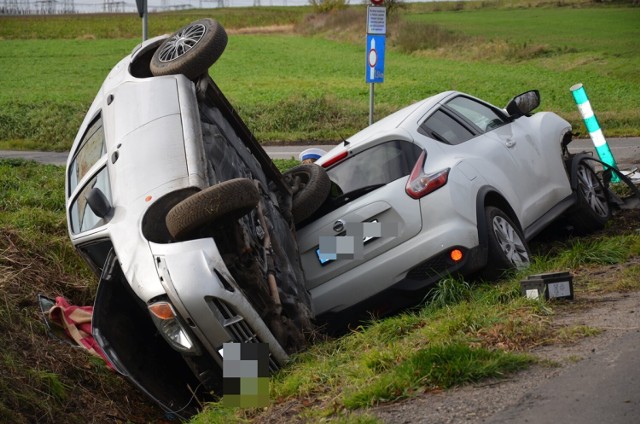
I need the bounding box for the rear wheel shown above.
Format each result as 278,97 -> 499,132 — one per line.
283,164 -> 331,224
166,178 -> 259,240
150,18 -> 227,80
483,206 -> 530,279
568,161 -> 610,234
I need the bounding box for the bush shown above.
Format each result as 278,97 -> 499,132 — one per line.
395,20 -> 470,53
309,0 -> 349,13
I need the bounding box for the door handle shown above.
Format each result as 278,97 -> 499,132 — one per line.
505,138 -> 516,148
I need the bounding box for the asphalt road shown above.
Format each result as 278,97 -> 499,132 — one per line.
1,137 -> 638,168
489,327 -> 640,424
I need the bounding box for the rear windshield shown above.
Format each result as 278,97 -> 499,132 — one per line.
327,140 -> 422,195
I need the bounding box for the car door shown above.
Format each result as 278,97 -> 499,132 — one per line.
296,139 -> 423,291
443,96 -> 555,228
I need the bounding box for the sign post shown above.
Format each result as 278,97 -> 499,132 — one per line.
366,3 -> 386,125
135,0 -> 148,41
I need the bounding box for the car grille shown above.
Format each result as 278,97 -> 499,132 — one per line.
210,298 -> 279,373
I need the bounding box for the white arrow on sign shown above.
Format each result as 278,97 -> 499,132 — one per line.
369,37 -> 376,80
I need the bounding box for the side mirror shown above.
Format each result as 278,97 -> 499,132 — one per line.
505,90 -> 540,117
86,187 -> 113,219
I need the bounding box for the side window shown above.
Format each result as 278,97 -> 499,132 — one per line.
68,114 -> 111,235
69,166 -> 112,234
419,110 -> 474,145
446,96 -> 508,133
327,140 -> 422,195
69,115 -> 106,194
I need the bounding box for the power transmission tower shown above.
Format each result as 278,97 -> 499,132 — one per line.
35,0 -> 55,14
103,0 -> 124,12
61,0 -> 74,13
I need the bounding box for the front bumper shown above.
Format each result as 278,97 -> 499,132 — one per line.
149,237 -> 288,371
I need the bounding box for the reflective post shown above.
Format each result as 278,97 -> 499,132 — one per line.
570,83 -> 619,182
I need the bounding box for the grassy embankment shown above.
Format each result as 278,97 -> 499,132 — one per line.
0,1 -> 638,151
3,155 -> 638,423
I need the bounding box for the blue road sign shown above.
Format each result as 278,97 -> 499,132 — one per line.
366,34 -> 385,84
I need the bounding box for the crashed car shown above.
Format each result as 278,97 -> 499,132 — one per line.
297,88 -> 610,322
65,19 -> 318,416
65,18 -> 610,416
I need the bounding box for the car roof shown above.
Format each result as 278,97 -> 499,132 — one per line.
316,91 -> 456,165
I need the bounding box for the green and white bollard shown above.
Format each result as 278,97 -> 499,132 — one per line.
570,83 -> 619,182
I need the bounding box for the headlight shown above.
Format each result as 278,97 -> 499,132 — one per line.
148,301 -> 198,354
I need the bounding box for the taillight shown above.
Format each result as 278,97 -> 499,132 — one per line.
405,151 -> 450,199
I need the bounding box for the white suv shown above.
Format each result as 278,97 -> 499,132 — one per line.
297,89 -> 610,324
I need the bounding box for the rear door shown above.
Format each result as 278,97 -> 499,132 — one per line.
296,140 -> 423,290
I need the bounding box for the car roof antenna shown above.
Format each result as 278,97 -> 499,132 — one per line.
339,133 -> 350,146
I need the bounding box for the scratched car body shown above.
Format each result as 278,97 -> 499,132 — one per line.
296,89 -> 610,323
65,18 -> 610,417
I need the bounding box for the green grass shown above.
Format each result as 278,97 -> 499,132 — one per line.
0,8 -> 310,40
0,159 -> 164,422
1,4 -> 639,150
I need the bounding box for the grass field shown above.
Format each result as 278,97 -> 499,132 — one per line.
0,3 -> 638,149
3,157 -> 639,423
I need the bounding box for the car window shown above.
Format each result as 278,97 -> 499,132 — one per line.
69,166 -> 112,234
69,114 -> 106,194
418,109 -> 474,145
446,96 -> 508,133
327,140 -> 422,195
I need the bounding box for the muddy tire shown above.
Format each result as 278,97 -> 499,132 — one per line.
568,161 -> 610,234
166,178 -> 259,240
150,18 -> 227,80
483,206 -> 531,280
283,164 -> 331,224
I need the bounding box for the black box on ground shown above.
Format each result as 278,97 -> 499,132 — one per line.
520,271 -> 574,300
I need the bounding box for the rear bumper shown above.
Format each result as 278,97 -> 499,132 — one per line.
315,244 -> 486,333
393,244 -> 487,291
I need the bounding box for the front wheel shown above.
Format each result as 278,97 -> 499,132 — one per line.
568,161 -> 610,234
483,206 -> 530,280
165,178 -> 260,240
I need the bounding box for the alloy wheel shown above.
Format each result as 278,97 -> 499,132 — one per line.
492,215 -> 530,269
576,164 -> 609,218
156,23 -> 206,63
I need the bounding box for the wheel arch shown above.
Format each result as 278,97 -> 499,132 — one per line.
475,186 -> 522,247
